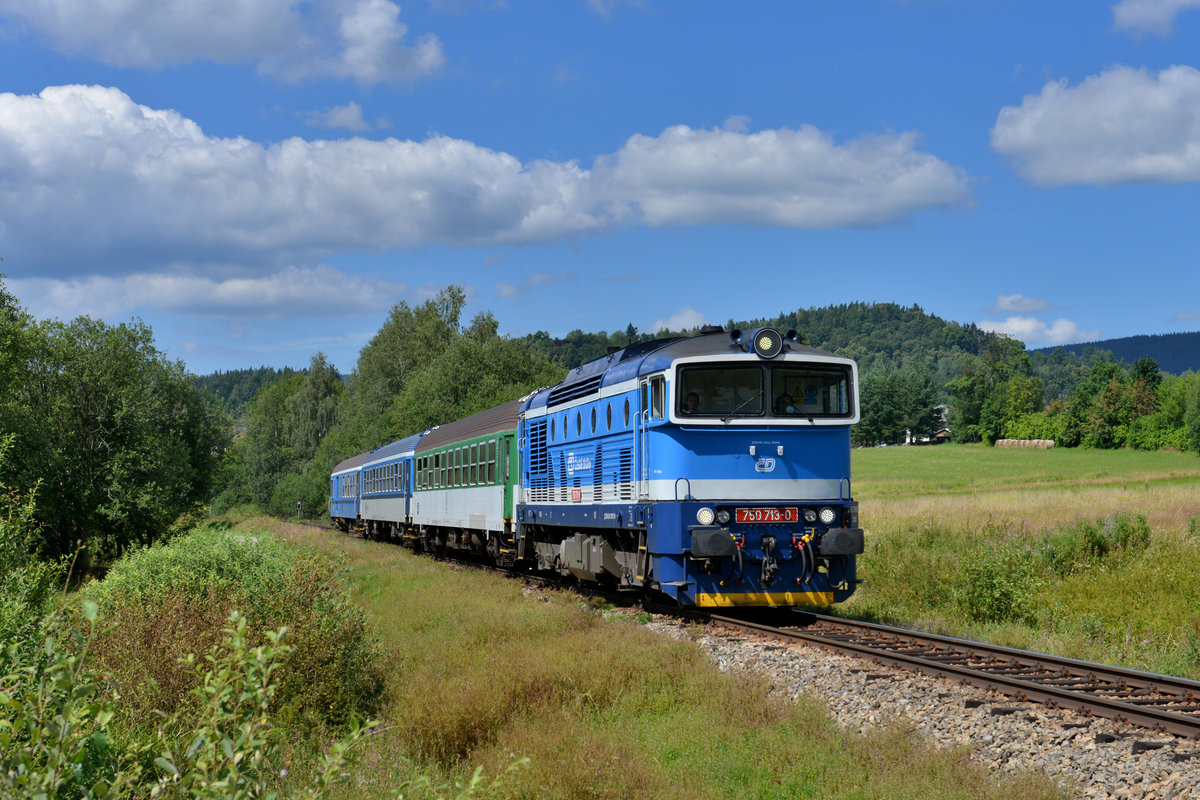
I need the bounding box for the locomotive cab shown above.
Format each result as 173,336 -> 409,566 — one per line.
641,328 -> 865,607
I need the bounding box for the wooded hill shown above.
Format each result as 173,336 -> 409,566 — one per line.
1032,331 -> 1200,376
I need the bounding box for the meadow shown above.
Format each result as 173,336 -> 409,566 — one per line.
266,517 -> 1065,800
845,444 -> 1200,677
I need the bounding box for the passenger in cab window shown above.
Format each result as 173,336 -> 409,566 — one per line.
775,394 -> 796,415
684,392 -> 700,413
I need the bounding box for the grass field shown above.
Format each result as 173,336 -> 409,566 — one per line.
263,518 -> 1067,800
844,444 -> 1200,677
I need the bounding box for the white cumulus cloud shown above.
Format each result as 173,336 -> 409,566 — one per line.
1112,0 -> 1200,34
650,307 -> 706,334
0,0 -> 444,85
9,265 -> 407,321
987,294 -> 1052,314
305,101 -> 372,132
598,124 -> 971,228
492,269 -> 575,299
977,316 -> 1101,347
0,85 -> 972,291
991,65 -> 1200,186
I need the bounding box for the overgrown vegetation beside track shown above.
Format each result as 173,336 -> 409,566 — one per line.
845,445 -> 1200,678
271,518 -> 1067,800
0,462 -> 380,799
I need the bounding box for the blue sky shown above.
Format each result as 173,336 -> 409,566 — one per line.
2,0 -> 1199,376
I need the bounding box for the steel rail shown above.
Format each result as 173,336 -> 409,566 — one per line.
704,612 -> 1200,740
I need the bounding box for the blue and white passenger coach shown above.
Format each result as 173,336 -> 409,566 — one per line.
516,326 -> 865,608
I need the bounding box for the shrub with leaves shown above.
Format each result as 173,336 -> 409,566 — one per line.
958,544 -> 1042,625
0,435 -> 64,662
83,525 -> 383,731
152,611 -> 372,800
1038,512 -> 1151,577
0,601 -> 138,799
1,603 -> 370,800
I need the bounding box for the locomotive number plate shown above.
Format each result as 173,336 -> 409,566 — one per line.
735,507 -> 798,523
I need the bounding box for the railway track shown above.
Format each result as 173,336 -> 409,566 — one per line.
696,611 -> 1200,742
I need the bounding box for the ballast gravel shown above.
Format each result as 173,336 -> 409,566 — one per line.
643,617 -> 1200,799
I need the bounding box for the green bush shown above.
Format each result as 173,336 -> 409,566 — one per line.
83,525 -> 383,731
0,436 -> 65,662
957,544 -> 1041,624
0,602 -> 135,800
152,611 -> 371,800
0,603 -> 369,800
1038,513 -> 1150,577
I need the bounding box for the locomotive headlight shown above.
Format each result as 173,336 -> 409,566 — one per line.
753,328 -> 784,358
696,507 -> 715,526
803,508 -> 818,524
715,508 -> 731,525
819,507 -> 837,525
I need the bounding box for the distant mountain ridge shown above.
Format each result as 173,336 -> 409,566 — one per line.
1031,331 -> 1200,375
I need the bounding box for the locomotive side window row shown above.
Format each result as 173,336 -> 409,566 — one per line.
548,396 -> 633,442
416,439 -> 501,490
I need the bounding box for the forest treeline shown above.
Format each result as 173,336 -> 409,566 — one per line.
3,276 -> 1199,571
1032,331 -> 1200,376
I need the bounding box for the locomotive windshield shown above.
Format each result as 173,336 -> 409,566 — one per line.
677,363 -> 853,419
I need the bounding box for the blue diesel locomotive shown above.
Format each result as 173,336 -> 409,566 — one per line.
330,326 -> 864,608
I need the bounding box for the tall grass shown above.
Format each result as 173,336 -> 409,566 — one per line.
269,518 -> 1068,800
845,445 -> 1200,677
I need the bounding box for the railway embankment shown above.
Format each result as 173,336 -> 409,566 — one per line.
660,618 -> 1200,799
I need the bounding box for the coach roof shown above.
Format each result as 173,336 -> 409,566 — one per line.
416,398 -> 523,453
331,450 -> 371,476
362,430 -> 428,468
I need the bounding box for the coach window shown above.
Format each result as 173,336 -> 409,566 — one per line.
488,440 -> 497,483
470,443 -> 478,484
